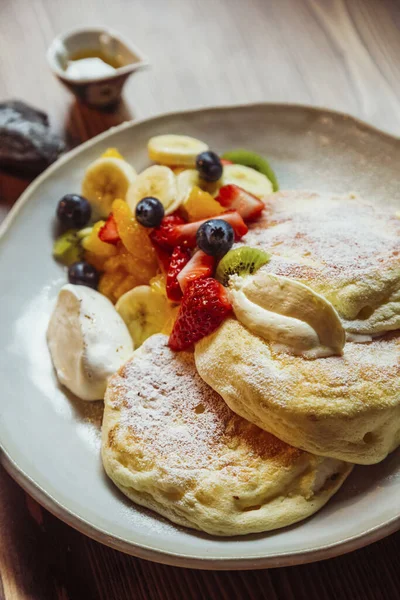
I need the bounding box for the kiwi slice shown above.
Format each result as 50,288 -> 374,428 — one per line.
221,149 -> 279,192
216,247 -> 271,286
53,229 -> 83,266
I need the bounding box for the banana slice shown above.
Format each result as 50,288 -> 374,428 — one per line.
126,165 -> 179,216
222,164 -> 273,198
116,285 -> 171,348
82,157 -> 137,218
148,135 -> 208,167
176,169 -> 221,204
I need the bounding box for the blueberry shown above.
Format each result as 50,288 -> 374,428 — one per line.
196,219 -> 234,257
57,194 -> 91,228
135,197 -> 165,228
196,151 -> 223,182
68,261 -> 99,289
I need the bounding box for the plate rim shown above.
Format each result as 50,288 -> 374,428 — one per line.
1,102 -> 399,569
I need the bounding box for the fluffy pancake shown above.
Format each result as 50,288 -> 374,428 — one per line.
241,191 -> 400,335
102,335 -> 352,536
195,319 -> 400,465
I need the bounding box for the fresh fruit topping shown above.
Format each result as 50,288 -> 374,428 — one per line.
68,261 -> 99,289
151,212 -> 247,250
76,226 -> 93,241
150,273 -> 167,296
170,166 -> 186,175
169,278 -> 232,351
103,246 -> 155,282
196,151 -> 223,183
81,156 -> 137,218
161,305 -> 180,336
216,246 -> 271,286
150,214 -> 185,250
53,230 -> 83,266
180,185 -> 224,221
220,158 -> 233,166
135,196 -> 165,228
112,199 -> 157,265
98,270 -> 126,301
148,134 -> 209,167
126,165 -> 179,216
166,246 -> 192,302
177,250 -> 216,293
176,169 -> 220,205
221,164 -> 273,198
82,221 -> 118,258
222,149 -> 279,192
101,148 -> 124,159
98,213 -> 121,245
56,194 -> 91,229
196,219 -> 234,257
217,184 -> 265,220
84,251 -> 109,272
153,243 -> 172,274
116,284 -> 173,348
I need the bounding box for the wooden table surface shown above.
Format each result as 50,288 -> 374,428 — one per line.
1,0 -> 400,598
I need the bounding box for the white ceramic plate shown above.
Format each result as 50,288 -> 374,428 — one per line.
1,104 -> 399,569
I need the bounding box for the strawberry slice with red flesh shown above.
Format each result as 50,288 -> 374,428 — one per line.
217,184 -> 265,220
98,213 -> 121,245
150,214 -> 185,251
166,246 -> 192,302
177,250 -> 216,294
152,211 -> 248,250
153,243 -> 172,275
169,277 -> 232,351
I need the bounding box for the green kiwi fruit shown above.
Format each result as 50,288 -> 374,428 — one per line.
216,247 -> 271,286
222,149 -> 279,192
53,229 -> 83,266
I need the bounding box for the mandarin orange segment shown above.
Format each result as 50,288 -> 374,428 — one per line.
180,186 -> 224,222
84,251 -> 109,272
98,270 -> 126,302
113,275 -> 138,300
82,221 -> 118,258
112,199 -> 157,264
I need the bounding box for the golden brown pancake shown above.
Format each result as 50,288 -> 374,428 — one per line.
195,319 -> 400,465
241,191 -> 400,335
102,335 -> 352,536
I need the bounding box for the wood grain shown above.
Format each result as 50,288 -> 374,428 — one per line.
1,0 -> 400,598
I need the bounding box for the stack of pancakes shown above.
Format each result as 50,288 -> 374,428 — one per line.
102,191 -> 400,536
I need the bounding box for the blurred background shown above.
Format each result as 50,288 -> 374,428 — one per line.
1,0 -> 400,132
2,0 -> 399,211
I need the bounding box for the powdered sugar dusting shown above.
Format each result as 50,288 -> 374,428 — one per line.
107,335 -> 300,474
242,191 -> 400,285
257,329 -> 400,409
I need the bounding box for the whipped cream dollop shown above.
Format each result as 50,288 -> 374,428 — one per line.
47,284 -> 133,401
229,272 -> 345,359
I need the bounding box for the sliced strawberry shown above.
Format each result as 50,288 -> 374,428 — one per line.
220,158 -> 233,165
153,244 -> 172,274
150,215 -> 185,250
98,213 -> 120,245
217,184 -> 265,220
166,246 -> 192,302
169,277 -> 232,351
177,250 -> 216,294
151,211 -> 248,250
